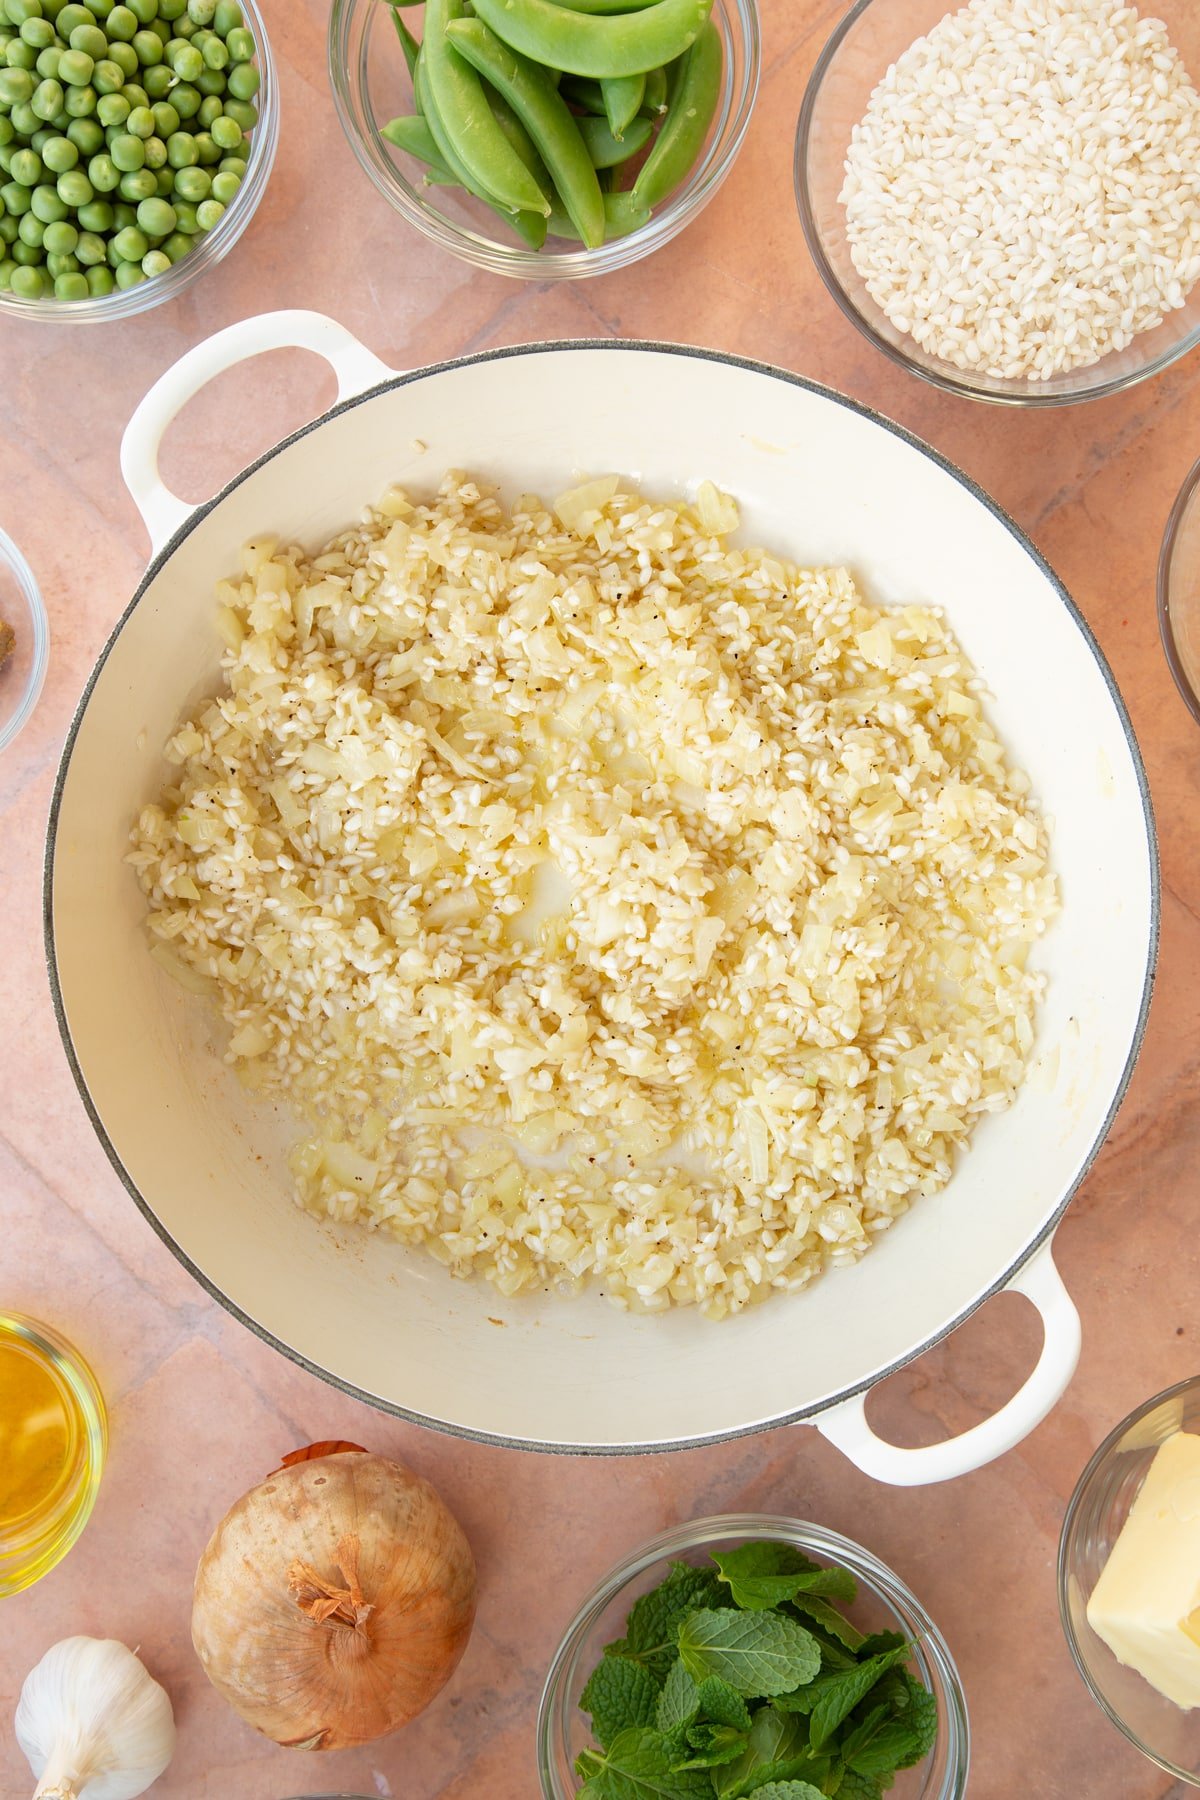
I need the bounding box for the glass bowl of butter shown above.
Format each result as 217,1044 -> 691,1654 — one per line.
1060,1376 -> 1200,1783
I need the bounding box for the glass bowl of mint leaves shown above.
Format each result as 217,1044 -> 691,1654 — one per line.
537,1514 -> 969,1800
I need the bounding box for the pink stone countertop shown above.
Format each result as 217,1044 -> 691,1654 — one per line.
3,0 -> 1200,1795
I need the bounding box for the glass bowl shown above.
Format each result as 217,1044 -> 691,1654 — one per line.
0,525 -> 48,754
795,0 -> 1200,406
538,1513 -> 969,1799
1059,1376 -> 1200,1785
1159,454 -> 1200,728
328,0 -> 759,279
0,0 -> 278,326
0,1313 -> 107,1597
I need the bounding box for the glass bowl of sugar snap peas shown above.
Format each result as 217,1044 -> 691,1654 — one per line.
0,0 -> 277,321
329,0 -> 759,277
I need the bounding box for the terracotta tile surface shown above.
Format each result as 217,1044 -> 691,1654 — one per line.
2,0 -> 1200,1795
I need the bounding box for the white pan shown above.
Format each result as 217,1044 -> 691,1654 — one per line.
45,312 -> 1157,1482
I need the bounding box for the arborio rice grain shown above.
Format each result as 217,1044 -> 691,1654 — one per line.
130,474 -> 1057,1318
840,0 -> 1200,382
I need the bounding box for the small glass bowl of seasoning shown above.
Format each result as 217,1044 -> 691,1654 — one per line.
0,1313 -> 107,1596
1060,1376 -> 1200,1785
1159,455 -> 1200,728
0,0 -> 277,323
537,1513 -> 970,1799
327,0 -> 759,279
0,525 -> 48,754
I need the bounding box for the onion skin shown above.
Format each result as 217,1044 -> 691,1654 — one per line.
191,1452 -> 476,1750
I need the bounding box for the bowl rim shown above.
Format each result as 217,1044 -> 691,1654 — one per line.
43,336 -> 1161,1453
535,1511 -> 971,1800
1157,453 -> 1200,728
326,0 -> 761,279
1057,1374 -> 1200,1783
793,0 -> 1200,409
0,524 -> 50,755
0,0 -> 279,325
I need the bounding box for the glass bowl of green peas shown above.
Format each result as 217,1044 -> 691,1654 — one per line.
328,0 -> 759,279
0,0 -> 277,319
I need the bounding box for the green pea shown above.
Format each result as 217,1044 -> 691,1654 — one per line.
128,0 -> 157,16
216,151 -> 242,173
186,0 -> 213,21
159,224 -> 187,255
30,73 -> 62,116
20,15 -> 55,47
56,165 -> 90,201
56,263 -> 88,302
8,145 -> 42,182
11,235 -> 44,261
224,22 -> 250,59
225,57 -> 256,102
152,160 -> 167,188
110,217 -> 142,254
96,90 -> 127,123
33,42 -> 58,74
29,177 -> 65,214
85,258 -> 112,289
170,79 -> 198,117
150,96 -> 175,132
10,259 -> 45,293
150,10 -> 170,37
212,0 -> 239,30
110,192 -> 131,221
91,56 -> 123,92
158,0 -> 186,16
0,63 -> 34,101
193,191 -> 219,228
3,0 -> 41,24
41,214 -> 75,250
166,35 -> 197,78
0,115 -> 11,144
119,77 -> 145,105
85,0 -> 116,16
58,46 -> 94,84
171,158 -> 205,198
170,193 -> 194,228
140,243 -> 166,272
208,164 -> 236,202
0,178 -> 30,210
0,255 -> 14,284
164,127 -> 194,166
68,20 -> 107,55
0,147 -> 12,176
66,113 -> 102,150
143,52 -> 176,92
74,224 -> 104,257
192,62 -> 220,92
56,3 -> 92,32
109,126 -> 143,166
142,128 -> 164,163
75,193 -> 109,224
130,26 -> 159,62
40,131 -> 76,171
195,89 -> 217,125
200,32 -> 224,70
105,0 -> 134,32
113,254 -> 143,284
87,148 -> 117,186
210,112 -> 240,152
106,37 -> 135,72
133,188 -> 170,231
63,82 -> 95,114
5,37 -> 36,69
16,207 -> 43,243
45,249 -> 74,273
125,99 -> 153,134
0,210 -> 16,239
191,126 -> 217,162
115,162 -> 151,196
221,94 -> 254,130
10,99 -> 39,132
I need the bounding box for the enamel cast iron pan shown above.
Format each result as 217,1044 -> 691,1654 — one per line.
45,313 -> 1157,1481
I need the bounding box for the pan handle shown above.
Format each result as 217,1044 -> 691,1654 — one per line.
119,310 -> 395,554
813,1237 -> 1080,1486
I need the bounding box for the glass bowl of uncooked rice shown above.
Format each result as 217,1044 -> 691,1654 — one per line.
796,0 -> 1200,405
129,474 -> 1057,1318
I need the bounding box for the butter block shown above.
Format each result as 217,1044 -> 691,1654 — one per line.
1087,1430 -> 1200,1709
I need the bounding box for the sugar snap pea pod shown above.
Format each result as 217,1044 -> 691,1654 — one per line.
578,111 -> 651,168
424,0 -> 549,215
470,0 -> 710,79
388,4 -> 420,80
544,0 -> 659,10
382,113 -> 456,182
444,16 -> 604,248
601,71 -> 643,137
631,17 -> 719,208
487,86 -> 549,185
546,187 -> 649,240
559,74 -> 608,114
416,49 -> 548,244
642,64 -> 668,113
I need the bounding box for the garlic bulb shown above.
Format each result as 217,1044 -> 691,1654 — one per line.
15,1638 -> 176,1800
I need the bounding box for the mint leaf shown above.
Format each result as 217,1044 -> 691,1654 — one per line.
713,1706 -> 817,1798
582,1655 -> 662,1747
785,1595 -> 865,1653
607,1563 -> 727,1678
807,1647 -> 911,1752
832,1769 -> 884,1800
656,1660 -> 700,1732
575,1726 -> 718,1799
710,1544 -> 822,1581
673,1722 -> 750,1769
678,1610 -> 821,1697
697,1677 -> 753,1731
715,1550 -> 856,1613
741,1786 -> 826,1800
856,1631 -> 906,1659
841,1673 -> 937,1776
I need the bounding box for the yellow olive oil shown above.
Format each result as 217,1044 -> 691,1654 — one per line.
0,1316 -> 106,1596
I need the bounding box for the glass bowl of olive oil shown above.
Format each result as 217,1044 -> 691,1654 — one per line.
0,1314 -> 107,1596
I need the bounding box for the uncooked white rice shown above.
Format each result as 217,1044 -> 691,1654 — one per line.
840,0 -> 1200,382
130,473 -> 1057,1317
